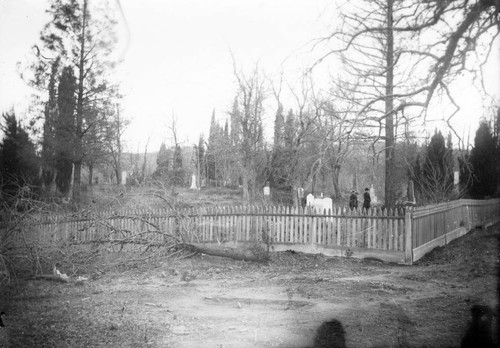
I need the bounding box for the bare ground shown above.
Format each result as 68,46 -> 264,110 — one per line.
0,224 -> 498,348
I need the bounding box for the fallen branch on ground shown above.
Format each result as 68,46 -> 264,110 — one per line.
31,274 -> 70,283
180,243 -> 267,262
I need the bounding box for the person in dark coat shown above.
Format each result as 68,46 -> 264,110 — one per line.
363,187 -> 371,212
348,191 -> 358,210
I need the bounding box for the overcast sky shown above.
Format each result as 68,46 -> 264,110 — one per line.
0,0 -> 499,152
115,0 -> 334,151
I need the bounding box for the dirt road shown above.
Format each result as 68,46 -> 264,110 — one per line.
1,225 -> 498,347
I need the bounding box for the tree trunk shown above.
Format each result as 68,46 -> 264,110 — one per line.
72,161 -> 80,198
140,139 -> 149,183
242,172 -> 250,201
46,169 -> 57,193
311,163 -> 318,195
292,184 -> 299,207
72,0 -> 87,202
88,162 -> 93,186
68,163 -> 74,199
115,167 -> 121,185
250,171 -> 257,201
115,105 -> 122,185
182,243 -> 264,262
332,165 -> 341,199
384,0 -> 396,208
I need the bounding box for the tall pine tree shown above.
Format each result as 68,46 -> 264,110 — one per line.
155,143 -> 170,180
270,103 -> 286,186
172,145 -> 184,186
30,0 -> 120,200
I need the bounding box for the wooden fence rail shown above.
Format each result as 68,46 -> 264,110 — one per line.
2,199 -> 499,264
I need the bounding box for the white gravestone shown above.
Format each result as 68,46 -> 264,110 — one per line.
370,184 -> 377,203
121,171 -> 127,185
263,186 -> 270,196
190,174 -> 198,190
306,193 -> 314,206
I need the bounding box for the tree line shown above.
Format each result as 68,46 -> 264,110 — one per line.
1,0 -> 499,208
155,0 -> 500,206
1,0 -> 125,205
409,116 -> 500,204
175,80 -> 500,206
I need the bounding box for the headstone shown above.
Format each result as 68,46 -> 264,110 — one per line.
370,184 -> 377,203
190,174 -> 198,190
121,171 -> 127,185
263,184 -> 270,196
306,193 -> 314,206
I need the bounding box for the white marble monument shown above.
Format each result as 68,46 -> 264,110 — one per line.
190,174 -> 198,190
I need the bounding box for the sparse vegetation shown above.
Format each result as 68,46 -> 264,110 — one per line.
0,224 -> 498,347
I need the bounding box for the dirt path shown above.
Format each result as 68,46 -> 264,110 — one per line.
1,225 -> 498,347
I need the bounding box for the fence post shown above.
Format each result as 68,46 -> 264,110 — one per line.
404,205 -> 414,265
404,180 -> 416,264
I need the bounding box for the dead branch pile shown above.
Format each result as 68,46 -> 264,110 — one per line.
0,187 -> 270,284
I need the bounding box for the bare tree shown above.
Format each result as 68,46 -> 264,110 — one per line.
269,72 -> 368,203
231,62 -> 268,201
140,137 -> 150,183
316,98 -> 362,198
311,0 -> 499,206
105,103 -> 128,185
268,74 -> 316,204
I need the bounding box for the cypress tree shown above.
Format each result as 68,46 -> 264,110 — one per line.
469,121 -> 498,198
54,66 -> 76,194
0,112 -> 40,199
41,57 -> 61,188
155,143 -> 170,180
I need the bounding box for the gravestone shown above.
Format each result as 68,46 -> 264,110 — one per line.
190,174 -> 198,190
370,184 -> 377,203
263,182 -> 270,197
121,171 -> 127,186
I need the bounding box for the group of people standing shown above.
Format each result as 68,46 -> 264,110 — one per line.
349,188 -> 371,211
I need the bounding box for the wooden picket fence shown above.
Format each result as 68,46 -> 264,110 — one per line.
3,199 -> 500,264
411,198 -> 500,262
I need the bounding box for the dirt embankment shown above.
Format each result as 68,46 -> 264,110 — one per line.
0,225 -> 498,347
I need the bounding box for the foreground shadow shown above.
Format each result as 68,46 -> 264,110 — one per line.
311,319 -> 346,348
461,304 -> 495,348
